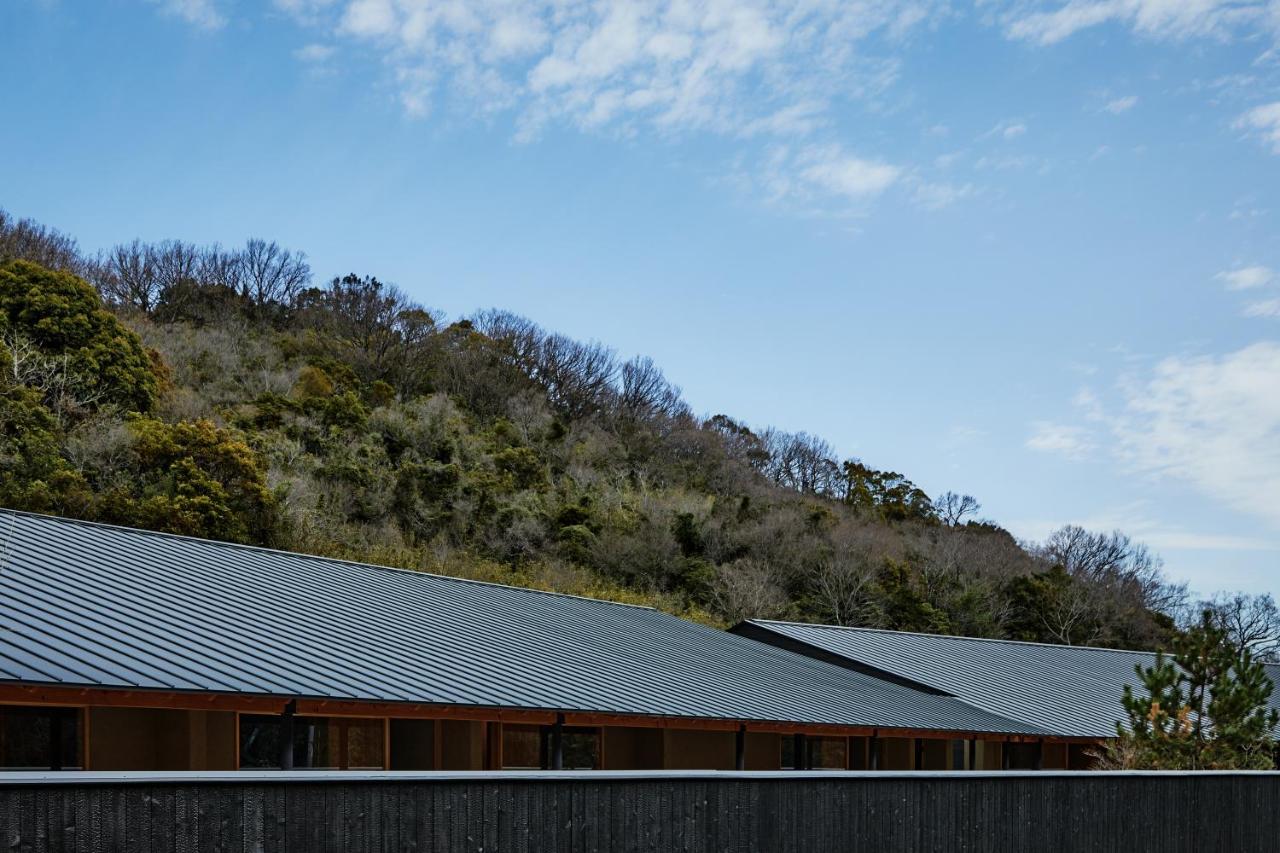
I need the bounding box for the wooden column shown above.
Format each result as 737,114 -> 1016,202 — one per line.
734,725 -> 746,771
279,700 -> 296,770
550,714 -> 564,770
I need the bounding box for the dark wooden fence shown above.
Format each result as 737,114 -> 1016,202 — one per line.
2,769 -> 1277,853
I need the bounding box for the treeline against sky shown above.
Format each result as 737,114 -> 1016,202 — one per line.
2,206 -> 1274,654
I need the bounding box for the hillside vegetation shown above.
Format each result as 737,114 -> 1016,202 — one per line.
0,208 -> 1208,649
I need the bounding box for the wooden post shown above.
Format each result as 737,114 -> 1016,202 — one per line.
1034,740 -> 1044,771
49,710 -> 63,771
550,714 -> 564,770
280,700 -> 296,770
735,725 -> 746,771
794,733 -> 807,770
869,735 -> 880,771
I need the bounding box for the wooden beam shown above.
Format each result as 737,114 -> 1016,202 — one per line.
0,682 -> 1101,746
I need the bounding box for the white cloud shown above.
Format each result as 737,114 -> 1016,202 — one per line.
1026,421 -> 1095,458
294,43 -> 337,63
911,181 -> 975,210
1244,298 -> 1280,317
148,0 -> 224,29
265,0 -> 949,207
310,0 -> 943,139
796,146 -> 901,199
1011,509 -> 1276,552
983,119 -> 1028,140
1216,265 -> 1275,290
1235,101 -> 1280,153
1005,0 -> 1270,46
1103,94 -> 1139,113
1114,342 -> 1280,528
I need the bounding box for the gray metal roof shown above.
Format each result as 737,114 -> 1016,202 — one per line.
0,510 -> 1044,736
737,620 -> 1164,739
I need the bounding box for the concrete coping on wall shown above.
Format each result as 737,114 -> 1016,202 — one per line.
3,769 -> 1280,785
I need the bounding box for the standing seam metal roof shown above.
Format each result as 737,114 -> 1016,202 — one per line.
740,620 -> 1280,739
0,510 -> 1046,736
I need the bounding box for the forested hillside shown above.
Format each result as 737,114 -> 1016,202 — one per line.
0,207 -> 1237,651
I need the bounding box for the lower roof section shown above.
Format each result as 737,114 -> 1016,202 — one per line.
0,510 -> 1045,738
735,620 -> 1178,739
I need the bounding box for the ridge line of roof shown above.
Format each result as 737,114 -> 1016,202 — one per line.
0,507 -> 658,612
748,619 -> 1164,658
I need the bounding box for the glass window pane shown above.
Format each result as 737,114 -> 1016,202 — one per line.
502,725 -> 542,769
239,715 -> 283,769
3,710 -> 49,770
849,737 -> 868,770
809,736 -> 847,770
294,717 -> 338,769
346,719 -> 385,770
561,729 -> 598,770
0,707 -> 82,770
780,736 -> 796,770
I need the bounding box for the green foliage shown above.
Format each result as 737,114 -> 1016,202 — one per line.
876,562 -> 950,634
292,365 -> 335,399
0,229 -> 1191,637
0,387 -> 90,513
841,461 -> 935,522
98,417 -> 280,545
0,260 -> 159,413
1106,610 -> 1278,769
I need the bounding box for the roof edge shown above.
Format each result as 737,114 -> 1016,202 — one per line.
745,619 -> 1166,658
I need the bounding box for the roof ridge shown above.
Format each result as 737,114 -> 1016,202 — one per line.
750,619 -> 1163,657
0,507 -> 657,612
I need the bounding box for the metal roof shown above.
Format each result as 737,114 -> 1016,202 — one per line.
0,510 -> 1044,736
736,621 -> 1168,738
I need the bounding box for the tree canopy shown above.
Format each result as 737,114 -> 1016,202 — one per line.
1106,610 -> 1278,770
0,207 -> 1221,638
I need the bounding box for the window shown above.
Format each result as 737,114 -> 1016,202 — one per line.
501,724 -> 600,770
502,725 -> 542,769
561,728 -> 599,770
782,735 -> 848,770
239,715 -> 385,769
0,706 -> 82,770
808,736 -> 847,770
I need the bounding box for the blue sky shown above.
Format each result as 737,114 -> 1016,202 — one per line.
3,0 -> 1279,596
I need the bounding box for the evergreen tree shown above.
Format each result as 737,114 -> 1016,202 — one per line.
1107,610 -> 1278,769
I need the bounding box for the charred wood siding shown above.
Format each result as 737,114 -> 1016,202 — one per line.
2,772 -> 1278,852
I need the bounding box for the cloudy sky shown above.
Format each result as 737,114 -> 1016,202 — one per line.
3,0 -> 1279,595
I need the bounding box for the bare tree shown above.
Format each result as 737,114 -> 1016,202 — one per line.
615,356 -> 687,423
1034,525 -> 1185,646
761,429 -> 840,495
96,240 -> 157,311
1200,593 -> 1280,661
537,333 -> 618,419
0,208 -> 84,274
198,244 -> 244,292
934,491 -> 981,526
807,526 -> 880,626
708,558 -> 789,624
238,238 -> 310,306
151,240 -> 202,293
